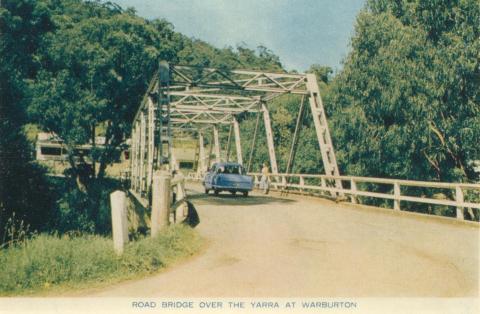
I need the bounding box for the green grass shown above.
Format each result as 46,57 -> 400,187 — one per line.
0,225 -> 203,295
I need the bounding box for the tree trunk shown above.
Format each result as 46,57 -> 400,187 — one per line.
96,121 -> 112,180
91,124 -> 96,178
66,149 -> 87,193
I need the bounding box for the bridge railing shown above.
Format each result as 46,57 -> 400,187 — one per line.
184,171 -> 479,221
186,172 -> 203,181
248,173 -> 479,221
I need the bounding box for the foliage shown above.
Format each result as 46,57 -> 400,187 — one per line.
20,0 -> 187,235
48,177 -> 121,234
328,0 -> 480,183
308,64 -> 333,84
0,0 -> 56,243
0,224 -> 202,295
29,0 -> 177,181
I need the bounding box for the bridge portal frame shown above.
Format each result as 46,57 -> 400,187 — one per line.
129,63 -> 342,202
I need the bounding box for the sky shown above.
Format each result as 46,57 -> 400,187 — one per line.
113,0 -> 366,72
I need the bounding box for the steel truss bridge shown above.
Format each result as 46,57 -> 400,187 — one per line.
129,62 -> 480,222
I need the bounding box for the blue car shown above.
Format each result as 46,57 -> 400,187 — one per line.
203,162 -> 253,196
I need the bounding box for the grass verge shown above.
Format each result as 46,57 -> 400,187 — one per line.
0,225 -> 203,296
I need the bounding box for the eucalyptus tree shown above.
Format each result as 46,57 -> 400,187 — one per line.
328,0 -> 479,183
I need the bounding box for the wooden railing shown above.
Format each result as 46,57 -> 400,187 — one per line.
185,171 -> 479,221
248,173 -> 480,221
186,172 -> 203,181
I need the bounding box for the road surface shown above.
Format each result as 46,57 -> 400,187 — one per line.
83,183 -> 479,297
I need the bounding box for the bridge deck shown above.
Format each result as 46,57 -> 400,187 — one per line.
86,182 -> 478,297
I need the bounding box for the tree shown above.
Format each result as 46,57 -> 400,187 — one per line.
22,1 -> 182,232
0,0 -> 55,244
328,0 -> 479,184
308,64 -> 333,84
29,1 -> 176,185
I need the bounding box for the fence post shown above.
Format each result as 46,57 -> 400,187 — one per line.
299,176 -> 305,193
321,177 -> 326,195
175,180 -> 187,223
393,182 -> 401,210
350,179 -> 357,204
299,176 -> 305,185
151,170 -> 171,237
110,190 -> 128,254
455,185 -> 464,220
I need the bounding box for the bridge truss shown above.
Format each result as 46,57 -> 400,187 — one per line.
129,62 -> 342,201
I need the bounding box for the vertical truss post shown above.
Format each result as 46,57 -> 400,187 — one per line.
197,132 -> 206,177
233,117 -> 243,165
146,97 -> 155,192
305,74 -> 342,192
130,122 -> 138,191
171,149 -> 179,171
193,138 -> 200,173
135,121 -> 141,191
207,128 -> 214,168
247,111 -> 261,172
139,111 -> 147,195
226,123 -> 233,162
213,125 -> 221,163
130,125 -> 135,191
261,102 -> 278,175
286,95 -> 306,176
157,60 -> 171,169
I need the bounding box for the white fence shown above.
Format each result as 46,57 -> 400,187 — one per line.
249,173 -> 480,221
186,171 -> 479,221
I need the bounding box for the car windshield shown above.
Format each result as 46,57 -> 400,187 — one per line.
217,164 -> 244,175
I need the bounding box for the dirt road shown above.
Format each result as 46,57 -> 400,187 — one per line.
85,184 -> 479,297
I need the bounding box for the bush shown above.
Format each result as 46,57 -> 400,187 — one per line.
50,177 -> 122,235
0,162 -> 56,246
0,224 -> 202,295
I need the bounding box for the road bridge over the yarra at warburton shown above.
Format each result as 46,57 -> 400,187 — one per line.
100,62 -> 479,297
